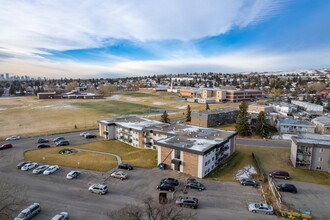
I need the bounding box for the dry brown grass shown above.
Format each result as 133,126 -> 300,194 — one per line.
73,140 -> 157,168
24,147 -> 118,172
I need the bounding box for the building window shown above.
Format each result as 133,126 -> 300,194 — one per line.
319,148 -> 324,153
212,157 -> 214,161
319,157 -> 323,162
174,149 -> 180,159
205,162 -> 207,166
316,166 -> 322,170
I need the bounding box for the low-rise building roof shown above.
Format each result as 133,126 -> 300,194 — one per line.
312,116 -> 330,126
292,133 -> 330,146
277,118 -> 316,127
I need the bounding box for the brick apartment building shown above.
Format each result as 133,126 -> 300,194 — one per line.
98,116 -> 237,178
216,89 -> 262,102
191,108 -> 238,127
248,104 -> 274,114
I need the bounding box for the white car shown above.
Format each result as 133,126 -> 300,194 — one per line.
6,135 -> 20,141
88,184 -> 108,195
80,132 -> 89,137
248,203 -> 273,215
43,165 -> 59,175
32,165 -> 49,174
21,162 -> 38,171
51,212 -> 69,220
110,171 -> 128,180
66,170 -> 80,179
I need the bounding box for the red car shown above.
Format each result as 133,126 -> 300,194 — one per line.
0,143 -> 13,150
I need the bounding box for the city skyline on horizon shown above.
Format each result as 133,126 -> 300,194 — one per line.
0,0 -> 329,78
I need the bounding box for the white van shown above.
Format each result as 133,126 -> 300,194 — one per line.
15,203 -> 41,220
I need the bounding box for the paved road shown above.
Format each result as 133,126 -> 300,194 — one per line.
0,131 -> 279,220
237,138 -> 291,148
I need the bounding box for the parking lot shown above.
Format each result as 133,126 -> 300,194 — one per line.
273,179 -> 330,219
1,132 -> 279,219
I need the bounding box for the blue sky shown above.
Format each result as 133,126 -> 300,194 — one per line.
0,0 -> 329,78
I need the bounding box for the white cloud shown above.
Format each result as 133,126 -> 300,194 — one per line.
0,0 -> 284,57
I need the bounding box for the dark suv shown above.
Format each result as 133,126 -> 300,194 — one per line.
175,196 -> 198,209
157,183 -> 175,192
160,178 -> 179,186
276,183 -> 297,193
269,170 -> 290,179
118,163 -> 133,170
186,181 -> 205,190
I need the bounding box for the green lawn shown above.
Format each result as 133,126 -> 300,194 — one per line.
207,145 -> 330,185
72,100 -> 168,115
73,140 -> 157,168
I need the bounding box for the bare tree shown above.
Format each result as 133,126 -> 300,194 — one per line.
108,197 -> 197,220
0,180 -> 28,219
98,84 -> 116,97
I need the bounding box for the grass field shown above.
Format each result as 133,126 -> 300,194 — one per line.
24,147 -> 118,172
206,145 -> 330,185
0,93 -> 239,139
73,140 -> 157,168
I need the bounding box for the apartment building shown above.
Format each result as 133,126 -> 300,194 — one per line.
269,102 -> 297,115
277,118 -> 316,134
291,100 -> 324,113
312,116 -> 330,134
291,134 -> 330,173
98,116 -> 237,178
248,104 -> 274,114
215,89 -> 262,102
191,108 -> 238,127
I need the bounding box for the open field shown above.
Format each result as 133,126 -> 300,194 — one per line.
207,145 -> 330,185
72,140 -> 157,168
0,93 -> 239,139
24,147 -> 118,172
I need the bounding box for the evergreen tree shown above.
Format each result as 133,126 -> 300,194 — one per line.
315,96 -> 323,105
235,101 -> 251,136
186,105 -> 191,122
205,103 -> 210,110
310,96 -> 315,103
160,111 -> 170,124
256,111 -> 271,138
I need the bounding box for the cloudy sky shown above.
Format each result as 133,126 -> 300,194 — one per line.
0,0 -> 329,78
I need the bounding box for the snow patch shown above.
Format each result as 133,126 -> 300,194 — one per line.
235,165 -> 257,180
176,106 -> 187,109
153,102 -> 166,105
271,134 -> 295,140
33,105 -> 78,110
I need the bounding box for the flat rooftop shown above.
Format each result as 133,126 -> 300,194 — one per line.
278,118 -> 315,126
312,116 -> 330,125
293,133 -> 330,146
98,116 -> 237,154
193,108 -> 237,115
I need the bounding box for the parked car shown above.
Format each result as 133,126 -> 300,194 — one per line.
17,161 -> 31,169
32,165 -> 49,174
53,137 -> 65,142
118,163 -> 133,170
157,183 -> 175,192
37,138 -> 49,143
55,140 -> 70,146
21,162 -> 39,171
276,183 -> 297,193
66,170 -> 80,179
110,171 -> 128,180
160,178 -> 179,186
240,178 -> 259,187
248,203 -> 273,215
51,212 -> 69,220
186,181 -> 205,190
37,144 -> 50,148
269,170 -> 290,179
14,203 -> 41,220
80,132 -> 89,137
175,196 -> 198,209
6,135 -> 20,141
85,134 -> 97,139
0,143 -> 13,150
43,165 -> 59,175
88,184 -> 108,195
